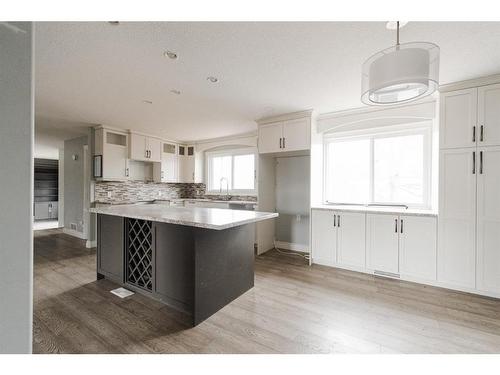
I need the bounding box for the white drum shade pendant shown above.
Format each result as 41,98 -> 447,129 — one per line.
361,22 -> 440,105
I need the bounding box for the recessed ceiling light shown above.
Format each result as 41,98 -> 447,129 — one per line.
170,90 -> 181,95
164,50 -> 178,60
386,21 -> 408,30
142,100 -> 153,104
108,21 -> 120,26
207,76 -> 219,83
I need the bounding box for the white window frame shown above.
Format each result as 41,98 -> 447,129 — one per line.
205,147 -> 257,195
323,122 -> 433,209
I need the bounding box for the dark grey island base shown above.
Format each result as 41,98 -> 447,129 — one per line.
97,213 -> 255,326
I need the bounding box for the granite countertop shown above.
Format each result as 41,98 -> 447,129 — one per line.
311,204 -> 437,217
89,204 -> 277,230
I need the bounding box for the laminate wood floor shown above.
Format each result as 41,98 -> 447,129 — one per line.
33,229 -> 500,354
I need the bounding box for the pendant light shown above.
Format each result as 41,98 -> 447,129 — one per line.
361,21 -> 440,105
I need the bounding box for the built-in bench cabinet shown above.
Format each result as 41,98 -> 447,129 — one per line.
311,208 -> 437,284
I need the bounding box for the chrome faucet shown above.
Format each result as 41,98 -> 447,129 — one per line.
219,177 -> 229,200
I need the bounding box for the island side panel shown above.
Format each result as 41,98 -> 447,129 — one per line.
193,223 -> 255,325
153,222 -> 195,314
97,214 -> 125,283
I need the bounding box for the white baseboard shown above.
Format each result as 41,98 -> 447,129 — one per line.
62,228 -> 86,240
86,240 -> 96,248
275,241 -> 309,253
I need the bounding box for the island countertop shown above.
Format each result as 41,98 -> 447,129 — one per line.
89,204 -> 278,230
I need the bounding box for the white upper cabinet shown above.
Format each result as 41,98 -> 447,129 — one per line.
399,215 -> 437,281
258,117 -> 310,154
282,118 -> 311,152
440,88 -> 478,149
311,209 -> 336,265
129,132 -> 161,162
153,142 -> 178,183
258,122 -> 284,154
366,214 -> 400,274
438,148 -> 477,288
476,146 -> 500,294
477,83 -> 500,146
94,127 -> 129,180
336,212 -> 366,269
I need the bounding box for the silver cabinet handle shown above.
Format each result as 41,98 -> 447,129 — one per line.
395,219 -> 398,233
473,126 -> 476,142
337,215 -> 340,227
125,168 -> 129,177
279,138 -> 282,149
473,151 -> 476,174
480,125 -> 484,142
400,219 -> 403,234
283,137 -> 286,149
333,214 -> 336,227
480,151 -> 483,174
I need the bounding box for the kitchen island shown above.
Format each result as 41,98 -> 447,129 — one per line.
89,204 -> 278,326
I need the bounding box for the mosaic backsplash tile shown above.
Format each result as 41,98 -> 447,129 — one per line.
94,181 -> 257,203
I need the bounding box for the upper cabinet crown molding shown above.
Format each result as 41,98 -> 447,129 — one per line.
438,73 -> 500,93
257,109 -> 314,125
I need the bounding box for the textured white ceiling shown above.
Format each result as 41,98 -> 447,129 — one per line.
35,21 -> 500,142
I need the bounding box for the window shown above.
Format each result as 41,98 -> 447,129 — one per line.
324,123 -> 432,208
206,148 -> 256,194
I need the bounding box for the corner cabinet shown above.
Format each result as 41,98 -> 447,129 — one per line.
258,116 -> 311,154
94,127 -> 129,180
153,142 -> 179,183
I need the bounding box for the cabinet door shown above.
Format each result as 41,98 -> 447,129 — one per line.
336,212 -> 366,268
399,215 -> 437,281
163,152 -> 178,182
258,122 -> 283,154
283,118 -> 310,152
438,148 -> 476,288
34,202 -> 49,220
366,214 -> 399,274
129,133 -> 147,161
439,88 -> 477,149
98,214 -> 124,281
476,146 -> 500,294
311,209 -> 336,265
147,137 -> 162,162
478,83 -> 500,147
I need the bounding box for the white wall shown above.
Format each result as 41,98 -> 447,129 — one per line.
0,22 -> 33,354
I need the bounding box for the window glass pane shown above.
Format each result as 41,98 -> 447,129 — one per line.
209,155 -> 232,191
233,154 -> 255,190
373,134 -> 424,204
326,139 -> 370,203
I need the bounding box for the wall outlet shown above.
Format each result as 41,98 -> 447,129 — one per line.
158,191 -> 162,197
107,191 -> 112,198
296,214 -> 301,222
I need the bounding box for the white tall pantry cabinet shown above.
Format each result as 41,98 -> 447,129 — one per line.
439,83 -> 500,295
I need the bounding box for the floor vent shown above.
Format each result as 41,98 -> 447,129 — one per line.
374,270 -> 400,279
70,222 -> 77,230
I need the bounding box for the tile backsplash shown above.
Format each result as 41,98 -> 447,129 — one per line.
94,180 -> 258,203
94,181 -> 205,203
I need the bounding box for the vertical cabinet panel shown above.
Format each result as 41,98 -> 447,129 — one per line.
439,88 -> 477,149
98,214 -> 124,281
129,133 -> 148,161
336,212 -> 366,268
476,146 -> 500,294
282,118 -> 310,152
438,148 -> 476,288
399,215 -> 437,281
95,128 -> 129,180
478,83 -> 500,147
366,214 -> 399,274
258,122 -> 283,154
311,209 -> 336,265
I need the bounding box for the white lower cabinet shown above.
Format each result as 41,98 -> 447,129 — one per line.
476,146 -> 500,294
311,210 -> 365,267
366,214 -> 400,274
311,209 -> 336,265
336,212 -> 366,268
399,215 -> 437,281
